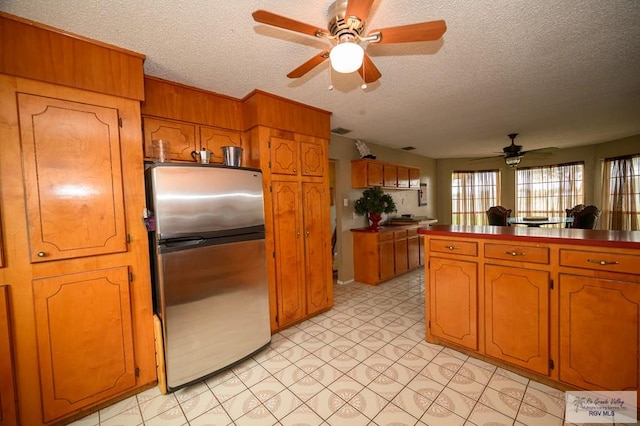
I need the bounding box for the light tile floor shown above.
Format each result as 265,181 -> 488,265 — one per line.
69,269 -> 621,425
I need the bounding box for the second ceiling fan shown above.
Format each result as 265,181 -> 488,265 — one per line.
252,0 -> 447,84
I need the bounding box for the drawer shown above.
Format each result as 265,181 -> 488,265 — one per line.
378,232 -> 394,241
559,249 -> 640,275
485,243 -> 549,265
394,230 -> 408,239
429,239 -> 478,256
407,228 -> 418,237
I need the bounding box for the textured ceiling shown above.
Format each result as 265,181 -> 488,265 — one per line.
2,0 -> 639,159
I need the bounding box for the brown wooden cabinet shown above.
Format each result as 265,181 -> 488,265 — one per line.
0,286 -> 18,426
484,264 -> 550,375
245,122 -> 332,332
429,257 -> 478,350
0,15 -> 156,422
352,226 -> 423,285
423,226 -> 640,400
351,159 -> 420,190
143,116 -> 242,163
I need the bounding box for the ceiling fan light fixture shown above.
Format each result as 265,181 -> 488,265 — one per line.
329,38 -> 364,73
505,155 -> 522,168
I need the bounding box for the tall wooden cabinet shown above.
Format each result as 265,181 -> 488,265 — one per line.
0,14 -> 155,425
243,91 -> 333,332
0,286 -> 18,426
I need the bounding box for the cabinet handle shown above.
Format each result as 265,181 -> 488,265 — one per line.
505,250 -> 526,256
37,251 -> 47,257
306,230 -> 310,237
296,230 -> 300,238
444,245 -> 459,250
293,168 -> 297,173
587,259 -> 619,266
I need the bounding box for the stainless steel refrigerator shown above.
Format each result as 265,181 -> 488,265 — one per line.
145,163 -> 271,391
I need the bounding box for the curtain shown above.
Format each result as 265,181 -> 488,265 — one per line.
516,162 -> 584,219
451,170 -> 500,225
601,155 -> 640,231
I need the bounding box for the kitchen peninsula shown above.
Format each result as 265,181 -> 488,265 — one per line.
419,224 -> 640,406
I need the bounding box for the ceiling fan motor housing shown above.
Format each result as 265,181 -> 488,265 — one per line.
328,0 -> 365,39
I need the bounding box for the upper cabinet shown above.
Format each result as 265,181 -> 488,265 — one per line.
269,136 -> 326,177
352,159 -> 420,190
141,76 -> 244,164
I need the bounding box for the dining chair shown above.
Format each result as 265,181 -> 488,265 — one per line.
565,204 -> 586,228
486,206 -> 512,226
570,205 -> 601,229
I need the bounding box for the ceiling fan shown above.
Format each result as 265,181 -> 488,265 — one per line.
252,0 -> 447,84
473,133 -> 558,168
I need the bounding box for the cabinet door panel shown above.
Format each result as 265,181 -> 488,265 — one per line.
302,183 -> 330,314
200,126 -> 241,164
429,257 -> 478,350
143,116 -> 196,161
33,267 -> 135,423
559,274 -> 640,391
409,168 -> 420,188
395,238 -> 408,274
383,165 -> 397,188
300,141 -> 325,177
397,166 -> 409,188
485,265 -> 549,375
408,235 -> 420,270
272,181 -> 305,326
18,94 -> 127,262
367,162 -> 384,186
0,286 -> 18,426
379,240 -> 395,281
270,137 -> 298,175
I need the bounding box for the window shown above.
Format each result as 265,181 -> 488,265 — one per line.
516,162 -> 584,220
601,155 -> 640,230
451,170 -> 500,225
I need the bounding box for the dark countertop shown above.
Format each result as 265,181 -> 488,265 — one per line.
417,224 -> 640,249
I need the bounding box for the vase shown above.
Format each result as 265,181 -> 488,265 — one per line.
368,212 -> 382,230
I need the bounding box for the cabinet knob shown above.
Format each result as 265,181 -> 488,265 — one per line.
305,169 -> 309,173
293,168 -> 297,173
296,230 -> 300,238
587,259 -> 619,266
505,251 -> 526,256
37,251 -> 47,257
444,245 -> 459,250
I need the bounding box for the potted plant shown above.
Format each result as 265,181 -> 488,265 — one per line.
354,186 -> 397,230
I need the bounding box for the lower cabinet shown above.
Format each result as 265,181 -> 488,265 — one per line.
429,257 -> 478,350
424,231 -> 640,400
352,226 -> 423,285
271,181 -> 332,329
484,264 -> 550,375
33,268 -> 136,422
558,273 -> 640,392
0,286 -> 18,426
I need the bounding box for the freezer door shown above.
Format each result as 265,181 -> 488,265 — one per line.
156,237 -> 271,389
147,164 -> 265,240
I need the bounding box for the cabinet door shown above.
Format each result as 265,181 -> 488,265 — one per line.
559,274 -> 640,392
0,286 -> 17,426
272,181 -> 306,326
383,165 -> 397,188
33,267 -> 136,423
397,166 -> 409,188
300,140 -> 325,177
407,235 -> 420,270
379,240 -> 395,281
200,126 -> 242,164
429,257 -> 478,350
302,183 -> 330,314
409,168 -> 420,188
394,238 -> 409,274
485,265 -> 550,375
143,116 -> 197,161
367,162 -> 384,186
270,137 -> 298,175
18,94 -> 128,262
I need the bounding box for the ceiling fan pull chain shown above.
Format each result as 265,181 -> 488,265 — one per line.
361,56 -> 368,90
328,66 -> 334,91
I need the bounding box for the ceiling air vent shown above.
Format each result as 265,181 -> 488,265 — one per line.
331,127 -> 351,135
401,146 -> 416,151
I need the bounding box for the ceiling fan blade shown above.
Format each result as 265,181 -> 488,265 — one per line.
287,51 -> 329,78
252,10 -> 328,37
522,147 -> 559,155
369,20 -> 447,44
358,53 -> 382,83
345,0 -> 374,21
